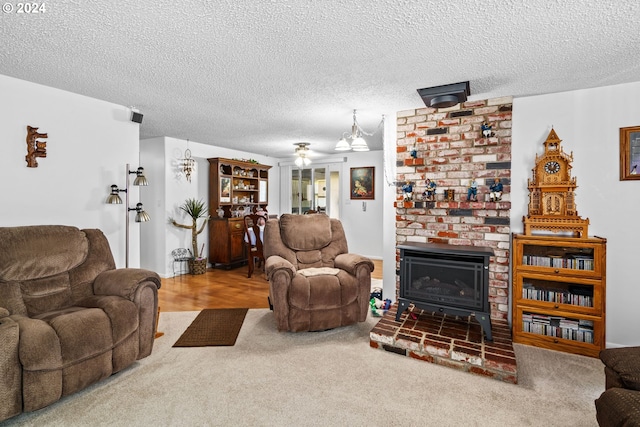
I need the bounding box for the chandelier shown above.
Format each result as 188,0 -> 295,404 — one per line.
180,140 -> 195,182
335,109 -> 384,152
294,142 -> 311,167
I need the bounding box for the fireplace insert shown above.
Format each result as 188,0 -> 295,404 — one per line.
396,242 -> 494,341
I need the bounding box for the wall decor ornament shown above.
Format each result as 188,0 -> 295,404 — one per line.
619,125 -> 640,181
423,178 -> 437,201
180,140 -> 195,182
481,122 -> 494,138
401,180 -> 413,201
25,125 -> 48,167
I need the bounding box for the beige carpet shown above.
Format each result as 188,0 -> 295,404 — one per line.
3,310 -> 605,426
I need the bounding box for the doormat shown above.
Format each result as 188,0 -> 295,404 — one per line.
173,308 -> 248,347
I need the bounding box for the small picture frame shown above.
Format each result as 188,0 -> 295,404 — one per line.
350,167 -> 375,200
620,126 -> 640,181
220,177 -> 231,202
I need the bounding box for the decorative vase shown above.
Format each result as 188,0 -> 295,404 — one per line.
188,258 -> 207,275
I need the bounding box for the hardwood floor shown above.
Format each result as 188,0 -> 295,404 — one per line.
159,259 -> 383,312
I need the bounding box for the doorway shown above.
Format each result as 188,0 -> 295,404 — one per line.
288,161 -> 343,217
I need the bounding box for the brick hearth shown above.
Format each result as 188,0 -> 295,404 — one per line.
370,303 -> 517,384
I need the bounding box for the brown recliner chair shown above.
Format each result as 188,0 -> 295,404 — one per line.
0,225 -> 161,422
263,214 -> 374,332
595,346 -> 640,427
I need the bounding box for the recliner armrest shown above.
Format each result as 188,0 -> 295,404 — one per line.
0,312 -> 21,421
93,268 -> 161,300
334,253 -> 374,276
265,256 -> 295,281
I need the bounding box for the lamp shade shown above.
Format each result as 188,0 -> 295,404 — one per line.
107,185 -> 123,204
350,136 -> 369,152
334,137 -> 351,151
132,167 -> 148,186
134,203 -> 150,222
294,155 -> 311,167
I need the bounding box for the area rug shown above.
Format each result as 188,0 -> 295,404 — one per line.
172,308 -> 248,347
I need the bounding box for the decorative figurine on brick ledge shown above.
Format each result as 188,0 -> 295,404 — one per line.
402,180 -> 414,201
467,178 -> 478,201
423,178 -> 437,201
490,178 -> 503,202
481,122 -> 494,138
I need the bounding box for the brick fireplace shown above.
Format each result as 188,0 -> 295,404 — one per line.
370,96 -> 516,383
394,96 -> 513,319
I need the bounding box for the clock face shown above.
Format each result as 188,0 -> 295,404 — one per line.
544,161 -> 561,174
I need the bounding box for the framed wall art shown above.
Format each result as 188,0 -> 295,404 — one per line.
620,126 -> 640,181
350,166 -> 375,200
220,177 -> 231,202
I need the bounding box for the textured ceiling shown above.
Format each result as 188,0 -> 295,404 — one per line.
2,0 -> 639,159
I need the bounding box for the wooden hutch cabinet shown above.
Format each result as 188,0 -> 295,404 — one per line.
207,158 -> 271,268
512,234 -> 607,357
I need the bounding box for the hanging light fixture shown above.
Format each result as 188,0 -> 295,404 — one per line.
335,109 -> 383,152
294,142 -> 311,167
180,139 -> 195,182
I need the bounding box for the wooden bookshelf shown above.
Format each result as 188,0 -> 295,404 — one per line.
512,233 -> 606,357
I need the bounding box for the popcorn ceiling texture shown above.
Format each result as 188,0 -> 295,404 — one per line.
1,1 -> 639,157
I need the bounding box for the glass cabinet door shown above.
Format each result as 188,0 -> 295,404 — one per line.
517,240 -> 604,277
520,310 -> 597,344
515,272 -> 602,315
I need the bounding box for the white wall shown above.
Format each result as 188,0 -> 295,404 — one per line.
0,74 -> 142,268
339,150 -> 384,260
140,137 -> 280,277
382,112 -> 398,303
512,81 -> 640,348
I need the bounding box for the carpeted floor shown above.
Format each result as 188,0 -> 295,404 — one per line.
2,309 -> 605,426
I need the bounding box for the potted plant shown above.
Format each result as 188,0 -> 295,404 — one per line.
170,198 -> 210,275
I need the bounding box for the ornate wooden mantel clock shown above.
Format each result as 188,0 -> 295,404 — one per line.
523,128 -> 590,237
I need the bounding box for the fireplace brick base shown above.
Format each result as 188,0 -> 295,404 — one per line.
370,303 -> 517,384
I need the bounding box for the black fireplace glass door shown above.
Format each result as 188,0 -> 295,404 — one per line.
401,253 -> 487,312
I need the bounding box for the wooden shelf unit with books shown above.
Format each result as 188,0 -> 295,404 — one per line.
512,234 -> 606,357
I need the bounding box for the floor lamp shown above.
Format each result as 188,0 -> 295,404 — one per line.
106,163 -> 150,267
